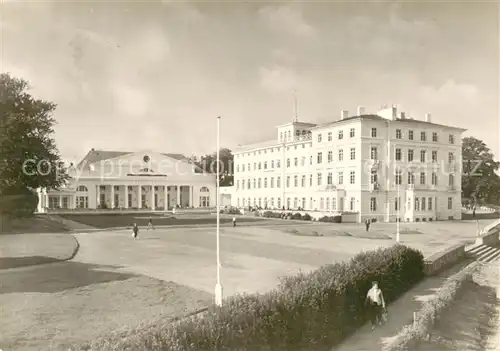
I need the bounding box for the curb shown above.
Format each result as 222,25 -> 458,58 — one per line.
66,233 -> 80,261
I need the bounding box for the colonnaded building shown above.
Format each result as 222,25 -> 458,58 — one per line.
36,150 -> 216,212
232,105 -> 465,222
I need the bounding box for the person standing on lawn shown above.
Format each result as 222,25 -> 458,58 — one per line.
132,223 -> 139,239
365,281 -> 386,330
365,218 -> 371,232
232,216 -> 236,227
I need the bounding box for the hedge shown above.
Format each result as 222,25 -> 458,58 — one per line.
319,215 -> 342,223
78,244 -> 425,351
383,262 -> 479,351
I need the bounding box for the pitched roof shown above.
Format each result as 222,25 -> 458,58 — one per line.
76,149 -> 203,172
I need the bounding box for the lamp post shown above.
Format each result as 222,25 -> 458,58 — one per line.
396,183 -> 401,243
215,116 -> 223,307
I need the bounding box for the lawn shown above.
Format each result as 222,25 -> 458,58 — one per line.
59,213 -> 264,229
0,261 -> 212,351
0,215 -> 70,234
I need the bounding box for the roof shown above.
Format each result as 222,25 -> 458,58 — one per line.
76,149 -> 203,172
275,121 -> 318,128
233,139 -> 281,153
310,114 -> 467,132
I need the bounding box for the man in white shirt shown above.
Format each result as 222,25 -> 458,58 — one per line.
365,281 -> 386,329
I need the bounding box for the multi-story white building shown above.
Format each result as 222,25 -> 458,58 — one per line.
232,106 -> 465,222
36,149 -> 216,212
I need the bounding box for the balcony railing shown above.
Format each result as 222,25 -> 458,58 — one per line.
292,134 -> 312,142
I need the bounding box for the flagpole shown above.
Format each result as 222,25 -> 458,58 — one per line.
215,116 -> 223,307
397,183 -> 401,243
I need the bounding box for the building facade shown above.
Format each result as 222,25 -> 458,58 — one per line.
37,149 -> 216,212
232,106 -> 465,222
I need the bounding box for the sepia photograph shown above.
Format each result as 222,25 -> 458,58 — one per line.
1,0 -> 499,350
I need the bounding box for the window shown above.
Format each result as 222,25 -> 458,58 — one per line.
421,197 -> 426,211
77,185 -> 88,192
264,178 -> 268,188
301,175 -> 306,187
395,148 -> 402,161
317,133 -> 322,143
408,172 -> 415,184
428,198 -> 433,210
258,178 -> 261,188
432,172 -> 438,186
294,175 -> 298,187
408,149 -> 414,162
338,130 -> 344,139
253,179 -> 256,188
409,130 -> 414,140
332,198 -> 337,210
309,156 -> 313,165
350,171 -> 355,184
415,197 -> 420,211
371,128 -> 377,137
395,197 -> 400,211
294,197 -> 298,209
301,157 -> 305,166
317,173 -> 322,186
309,174 -> 313,186
302,197 -> 306,209
326,198 -> 330,210
328,132 -> 332,141
350,197 -> 355,211
370,147 -> 378,160
449,135 -> 455,144
370,197 -> 377,212
294,158 -> 298,166
248,163 -> 251,171
270,177 -> 274,188
286,176 -> 290,188
448,152 -> 454,164
247,179 -> 251,189
277,197 -> 281,208
327,172 -> 333,185
396,129 -> 402,139
236,180 -> 240,190
280,132 -> 283,141
432,151 -> 437,162
264,161 -> 267,169
420,172 -> 426,185
350,148 -> 356,160
317,152 -> 323,164
242,164 -> 245,171
258,162 -> 261,170
395,170 -> 402,185
420,131 -> 426,141
286,158 -> 290,168
270,198 -> 274,208
432,132 -> 438,142
276,160 -> 280,168
338,172 -> 344,184
277,177 -> 281,187
370,169 -> 378,184
449,174 -> 454,187
236,165 -> 240,173
448,197 -> 453,210
338,149 -> 344,161
350,128 -> 355,138
420,150 -> 426,162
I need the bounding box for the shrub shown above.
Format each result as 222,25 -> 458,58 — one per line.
219,207 -> 242,215
383,262 -> 479,351
291,212 -> 302,220
318,215 -> 342,223
82,245 -> 425,351
0,186 -> 38,218
302,213 -> 312,221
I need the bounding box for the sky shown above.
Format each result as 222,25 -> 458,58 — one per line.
1,0 -> 499,163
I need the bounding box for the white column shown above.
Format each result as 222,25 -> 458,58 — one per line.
44,189 -> 48,211
73,194 -> 77,209
164,185 -> 168,210
176,186 -> 181,207
124,186 -> 129,209
138,185 -> 142,208
96,185 -> 100,209
111,185 -> 115,209
188,186 -> 192,207
151,185 -> 155,210
59,195 -> 63,209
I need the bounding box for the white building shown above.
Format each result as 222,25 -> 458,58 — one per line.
232,106 -> 465,222
37,149 -> 216,212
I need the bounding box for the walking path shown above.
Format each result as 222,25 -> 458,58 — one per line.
335,243 -> 500,351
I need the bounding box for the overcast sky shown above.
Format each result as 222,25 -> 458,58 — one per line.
2,1 -> 498,162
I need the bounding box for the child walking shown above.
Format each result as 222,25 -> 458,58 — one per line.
147,216 -> 155,230
132,223 -> 139,239
365,281 -> 386,330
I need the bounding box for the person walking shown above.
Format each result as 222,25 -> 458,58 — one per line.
147,216 -> 154,230
365,218 -> 371,232
365,281 -> 386,330
132,223 -> 139,239
472,206 -> 476,219
232,216 -> 236,227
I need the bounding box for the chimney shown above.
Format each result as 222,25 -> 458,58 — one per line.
340,110 -> 349,120
391,105 -> 397,120
400,112 -> 406,119
357,106 -> 365,116
425,113 -> 431,122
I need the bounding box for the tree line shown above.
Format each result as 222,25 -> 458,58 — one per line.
1,72 -> 499,219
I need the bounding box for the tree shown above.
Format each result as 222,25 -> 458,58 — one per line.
0,73 -> 68,218
462,136 -> 500,204
197,148 -> 234,186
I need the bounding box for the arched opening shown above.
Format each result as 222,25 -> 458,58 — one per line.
199,187 -> 210,207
